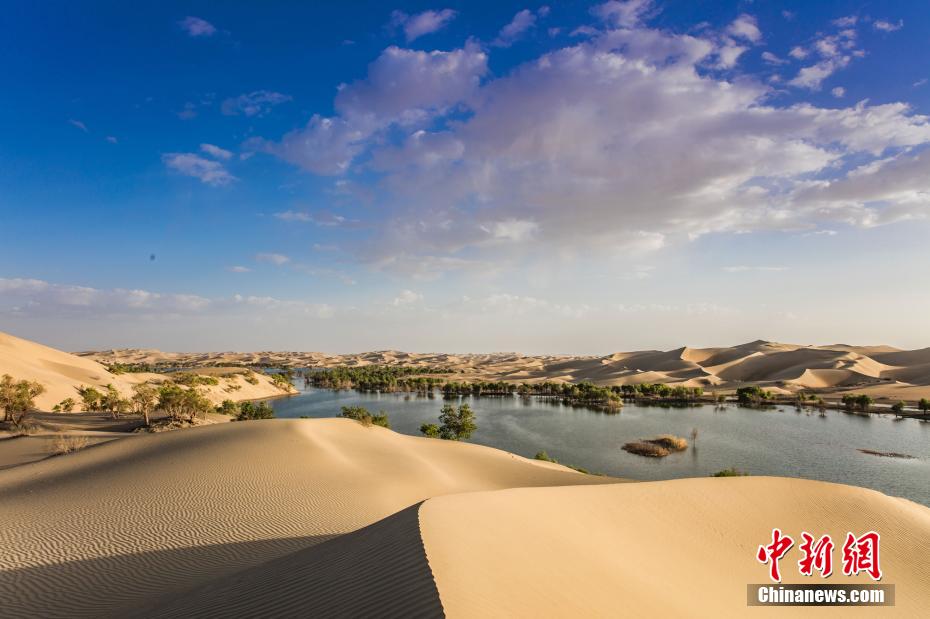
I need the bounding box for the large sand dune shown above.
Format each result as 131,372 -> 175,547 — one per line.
81,338 -> 930,400
0,330 -> 292,410
1,419 -> 927,617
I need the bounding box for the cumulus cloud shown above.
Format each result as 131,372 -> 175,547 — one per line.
255,253 -> 290,266
873,19 -> 903,32
494,9 -> 537,47
200,143 -> 233,160
726,14 -> 761,43
249,12 -> 930,277
221,91 -> 292,117
179,16 -> 216,37
162,153 -> 235,186
831,86 -> 846,98
591,0 -> 654,28
390,9 -> 457,41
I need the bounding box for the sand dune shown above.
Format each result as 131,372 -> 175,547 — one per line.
80,337 -> 930,401
3,419 -> 927,617
0,419 -> 612,618
0,330 -> 292,410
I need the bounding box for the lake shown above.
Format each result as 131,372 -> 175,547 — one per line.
269,387 -> 930,506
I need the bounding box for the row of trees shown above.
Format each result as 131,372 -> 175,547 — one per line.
307,365 -> 452,392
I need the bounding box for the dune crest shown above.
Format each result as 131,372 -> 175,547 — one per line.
80,337 -> 930,400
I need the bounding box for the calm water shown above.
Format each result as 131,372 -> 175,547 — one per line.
269,387 -> 930,506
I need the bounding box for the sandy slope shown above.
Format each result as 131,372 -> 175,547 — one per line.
0,419 -> 612,618
1,419 -> 927,617
0,330 -> 291,410
79,338 -> 930,400
422,479 -> 930,617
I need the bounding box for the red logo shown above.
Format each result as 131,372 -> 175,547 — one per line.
757,530 -> 882,582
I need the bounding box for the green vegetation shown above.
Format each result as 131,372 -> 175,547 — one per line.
534,450 -> 554,462
243,372 -> 259,385
131,384 -> 158,425
712,467 -> 749,477
419,423 -> 440,438
172,373 -> 220,387
235,401 -> 276,421
215,399 -> 240,416
100,384 -> 131,419
340,405 -> 390,428
919,398 -> 930,414
157,384 -> 213,423
421,403 -> 477,440
0,374 -> 46,426
891,401 -> 906,414
309,365 -> 451,392
77,385 -> 103,412
269,372 -> 292,391
104,362 -> 158,374
52,397 -> 77,413
736,386 -> 773,405
841,394 -> 874,413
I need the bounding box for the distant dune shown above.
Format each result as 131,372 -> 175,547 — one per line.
1,419 -> 927,617
0,331 -> 293,411
79,338 -> 930,401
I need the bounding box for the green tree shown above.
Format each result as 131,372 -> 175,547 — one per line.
215,399 -> 240,416
52,397 -> 77,413
437,402 -> 477,440
100,384 -> 130,419
236,401 -> 274,421
131,383 -> 158,426
891,401 -> 906,414
340,405 -> 390,428
419,423 -> 440,438
78,385 -> 103,412
0,374 -> 46,425
918,398 -> 930,414
158,384 -> 213,423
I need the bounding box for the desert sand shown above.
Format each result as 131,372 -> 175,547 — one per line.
80,339 -> 930,402
0,419 -> 927,617
0,330 -> 294,411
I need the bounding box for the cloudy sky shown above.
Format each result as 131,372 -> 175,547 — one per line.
2,0 -> 929,353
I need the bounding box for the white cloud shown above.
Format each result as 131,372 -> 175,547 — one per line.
873,19 -> 903,32
227,266 -> 252,273
832,16 -> 858,27
200,143 -> 233,160
789,46 -> 808,60
726,14 -> 761,43
69,119 -> 88,132
494,9 -> 537,47
390,9 -> 457,41
105,136 -> 118,144
221,91 -> 292,117
831,86 -> 846,98
274,210 -> 359,227
914,78 -> 929,88
255,253 -> 290,266
761,51 -> 787,65
179,16 -> 216,37
591,0 -> 653,28
391,289 -> 423,306
250,15 -> 930,277
162,153 -> 235,186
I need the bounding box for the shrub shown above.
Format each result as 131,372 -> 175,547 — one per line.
920,398 -> 930,413
622,441 -> 669,457
340,405 -> 390,428
535,450 -> 555,462
52,397 -> 77,413
49,434 -> 89,456
891,401 -> 906,414
419,423 -> 440,438
235,401 -> 275,421
1,374 -> 46,425
158,384 -> 213,423
646,435 -> 688,451
712,467 -> 749,477
215,399 -> 240,416
244,373 -> 259,385
77,385 -> 103,412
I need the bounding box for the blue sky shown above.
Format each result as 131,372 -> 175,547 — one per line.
2,0 -> 930,353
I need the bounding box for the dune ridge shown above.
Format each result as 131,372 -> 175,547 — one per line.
1,419 -> 928,617
80,338 -> 930,400
0,330 -> 292,411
